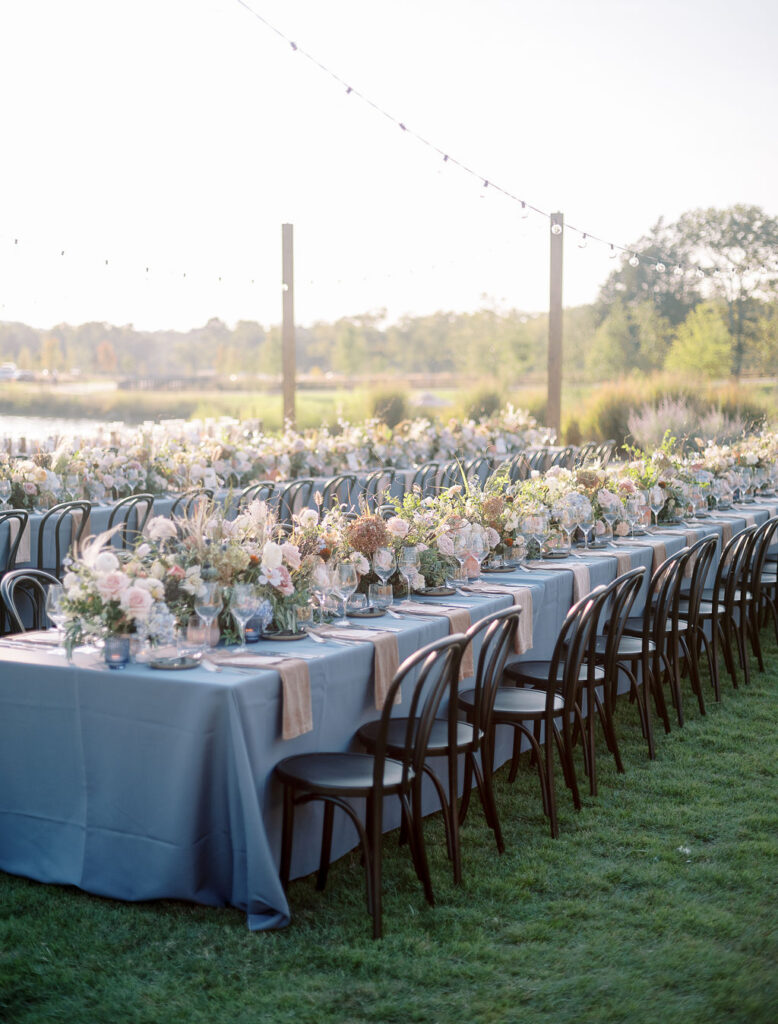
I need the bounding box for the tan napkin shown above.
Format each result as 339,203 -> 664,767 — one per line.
319,627 -> 400,710
400,602 -> 474,679
208,651 -> 312,740
584,548 -> 633,574
8,517 -> 31,564
532,561 -> 591,602
464,583 -> 533,654
3,629 -> 60,646
69,507 -> 90,545
709,518 -> 734,545
649,540 -> 667,572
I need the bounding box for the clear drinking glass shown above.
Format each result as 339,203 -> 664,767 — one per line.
194,582 -> 222,649
333,562 -> 358,624
0,478 -> 13,508
372,546 -> 396,584
229,584 -> 259,652
45,583 -> 67,654
398,546 -> 420,602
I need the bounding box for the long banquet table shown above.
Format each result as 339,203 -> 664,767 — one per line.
1,503 -> 775,931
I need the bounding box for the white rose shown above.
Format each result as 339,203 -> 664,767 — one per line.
386,517 -> 410,539
93,551 -> 120,573
119,585 -> 154,620
262,541 -> 284,571
297,508 -> 319,529
146,517 -> 178,541
96,570 -> 131,600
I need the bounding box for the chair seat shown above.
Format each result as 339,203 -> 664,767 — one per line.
356,717 -> 476,756
623,615 -> 687,637
503,660 -> 604,687
459,685 -> 564,718
275,751 -> 408,798
593,634 -> 653,658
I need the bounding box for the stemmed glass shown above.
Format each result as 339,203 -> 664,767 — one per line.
649,486 -> 665,530
333,562 -> 358,624
578,507 -> 595,549
194,582 -> 222,651
522,512 -> 549,559
0,478 -> 12,508
555,505 -> 577,554
624,496 -> 642,538
398,546 -> 420,602
310,557 -> 333,623
600,501 -> 622,546
45,583 -> 67,655
467,531 -> 488,580
229,583 -> 259,652
372,546 -> 396,586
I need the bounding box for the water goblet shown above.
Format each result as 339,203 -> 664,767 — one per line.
45,583 -> 67,655
372,546 -> 396,585
229,583 -> 259,652
398,546 -> 420,602
0,479 -> 11,508
649,486 -> 665,530
333,562 -> 358,624
194,581 -> 222,650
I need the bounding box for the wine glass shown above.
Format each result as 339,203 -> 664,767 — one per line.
45,583 -> 67,655
397,546 -> 420,602
600,501 -> 622,546
372,546 -> 396,585
194,582 -> 222,650
649,486 -> 665,530
310,557 -> 334,623
578,507 -> 595,549
555,504 -> 577,552
229,583 -> 259,652
333,562 -> 358,624
0,478 -> 12,508
467,531 -> 488,580
624,496 -> 642,538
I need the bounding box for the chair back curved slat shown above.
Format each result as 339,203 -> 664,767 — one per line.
0,568 -> 60,633
410,462 -> 439,497
106,494 -> 154,550
464,606 -> 522,749
361,469 -> 398,512
35,500 -> 93,579
0,509 -> 30,573
169,489 -> 214,518
276,479 -> 315,524
239,480 -> 276,508
319,474 -> 358,512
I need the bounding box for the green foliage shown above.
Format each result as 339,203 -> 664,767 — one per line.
665,302 -> 733,378
368,387 -> 409,428
459,382 -> 505,420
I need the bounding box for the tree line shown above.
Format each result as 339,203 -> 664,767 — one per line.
0,205 -> 776,385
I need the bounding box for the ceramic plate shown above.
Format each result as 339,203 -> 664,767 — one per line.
260,630 -> 307,642
149,656 -> 200,670
416,586 -> 456,596
482,565 -> 517,573
347,607 -> 387,619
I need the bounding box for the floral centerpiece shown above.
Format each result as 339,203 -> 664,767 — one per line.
59,530 -> 172,655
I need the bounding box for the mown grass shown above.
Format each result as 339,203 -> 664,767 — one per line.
1,638 -> 777,1024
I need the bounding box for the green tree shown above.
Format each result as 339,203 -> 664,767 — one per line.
665,302 -> 733,379
586,300 -> 672,378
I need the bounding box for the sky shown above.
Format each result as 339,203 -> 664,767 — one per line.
0,0 -> 776,332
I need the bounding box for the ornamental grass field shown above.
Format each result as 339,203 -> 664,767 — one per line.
1,638 -> 777,1024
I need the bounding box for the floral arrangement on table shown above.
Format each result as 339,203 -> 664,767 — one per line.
59,530 -> 174,655
133,499 -> 316,635
0,453 -> 61,511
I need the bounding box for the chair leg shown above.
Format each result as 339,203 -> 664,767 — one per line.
279,785 -> 295,890
316,801 -> 335,891
411,779 -> 435,907
366,794 -> 382,940
471,749 -> 505,854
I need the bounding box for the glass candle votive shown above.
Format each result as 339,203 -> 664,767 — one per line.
104,634 -> 130,670
368,583 -> 393,609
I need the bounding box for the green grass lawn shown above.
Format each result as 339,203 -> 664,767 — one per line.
1,641 -> 777,1024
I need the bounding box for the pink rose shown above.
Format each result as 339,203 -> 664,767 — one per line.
281,542 -> 301,570
386,517 -> 410,539
437,533 -> 455,556
120,585 -> 154,619
167,565 -> 186,580
615,521 -> 630,537
274,565 -> 295,597
96,571 -> 131,600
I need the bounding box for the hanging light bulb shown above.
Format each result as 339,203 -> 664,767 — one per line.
520,201 -> 529,219
673,265 -> 683,276
551,223 -> 563,235
629,254 -> 640,268
655,262 -> 666,273
609,244 -> 618,259
578,233 -> 588,249
695,267 -> 705,279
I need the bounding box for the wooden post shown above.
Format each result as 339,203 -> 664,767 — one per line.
281,223 -> 296,427
547,212 -> 564,439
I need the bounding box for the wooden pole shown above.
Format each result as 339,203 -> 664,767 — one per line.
281,223 -> 296,427
547,212 -> 564,439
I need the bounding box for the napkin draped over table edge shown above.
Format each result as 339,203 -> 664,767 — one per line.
208,651 -> 312,740
398,603 -> 474,679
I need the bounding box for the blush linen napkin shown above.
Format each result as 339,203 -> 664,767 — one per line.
462,582 -> 533,654
584,548 -> 633,575
398,602 -> 474,679
318,627 -> 400,710
531,561 -> 591,602
208,651 -> 313,740
8,517 -> 32,563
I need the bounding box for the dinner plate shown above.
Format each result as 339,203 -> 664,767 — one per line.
542,549 -> 572,559
347,607 -> 387,619
416,586 -> 456,596
149,656 -> 200,670
482,565 -> 516,573
261,629 -> 307,642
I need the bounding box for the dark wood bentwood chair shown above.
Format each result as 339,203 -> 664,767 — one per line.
35,500 -> 92,579
106,493 -> 154,550
274,633 -> 466,939
1,568 -> 60,634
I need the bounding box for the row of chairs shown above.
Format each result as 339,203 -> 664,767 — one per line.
273,515 -> 778,938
